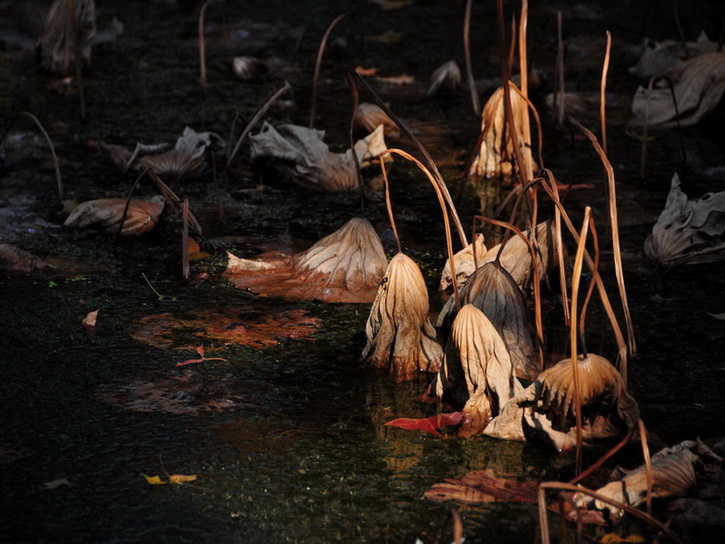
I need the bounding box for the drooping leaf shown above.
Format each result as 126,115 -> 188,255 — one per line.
363,253 -> 443,381
224,217 -> 388,303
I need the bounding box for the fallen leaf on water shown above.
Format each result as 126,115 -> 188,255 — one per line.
42,478 -> 72,490
384,412 -> 462,437
600,534 -> 646,543
130,306 -> 319,350
425,469 -> 539,504
82,309 -> 98,330
142,473 -> 197,485
176,345 -> 228,366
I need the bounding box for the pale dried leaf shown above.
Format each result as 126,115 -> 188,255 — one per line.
249,122 -> 387,191
629,31 -> 717,80
427,60 -> 461,96
630,52 -> 725,127
64,196 -> 165,235
38,0 -> 96,74
224,218 -> 387,303
363,253 -> 443,382
438,233 -> 487,292
644,173 -> 725,267
353,103 -> 400,139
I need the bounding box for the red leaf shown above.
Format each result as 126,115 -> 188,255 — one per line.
384,412 -> 462,437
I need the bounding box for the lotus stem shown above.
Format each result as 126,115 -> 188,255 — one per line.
182,198 -> 190,281
570,206 -> 592,476
309,13 -> 347,128
639,76 -> 654,181
344,68 -> 468,247
226,81 -> 291,168
67,0 -> 85,118
380,148 -> 461,311
537,482 -> 683,544
600,31 -> 611,155
463,0 -> 480,115
198,0 -> 220,88
569,116 -> 637,368
568,426 -> 634,485
379,156 -> 402,254
638,419 -> 654,516
540,173 -> 628,370
578,213 -> 600,357
344,69 -> 365,212
211,151 -> 223,223
115,170 -> 146,241
2,112 -> 65,203
554,11 -> 565,126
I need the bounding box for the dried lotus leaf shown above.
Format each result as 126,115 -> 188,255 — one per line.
645,173 -> 725,267
353,103 -> 400,139
438,233 -> 487,292
434,304 -> 523,437
63,196 -> 165,235
427,60 -> 461,96
363,253 -> 443,382
39,0 -> 96,74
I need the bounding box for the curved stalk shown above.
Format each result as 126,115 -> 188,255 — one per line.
309,13 -> 347,128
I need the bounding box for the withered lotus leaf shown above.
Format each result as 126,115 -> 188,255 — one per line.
249,122 -> 387,191
630,52 -> 725,127
224,217 -> 387,303
424,468 -> 539,505
629,31 -> 717,80
136,127 -> 224,180
574,439 -> 723,519
63,195 -> 165,235
468,81 -> 534,181
528,353 -> 640,448
437,261 -> 538,382
427,60 -> 461,96
644,173 -> 725,267
434,304 -> 523,437
363,253 -> 443,382
39,0 -> 96,74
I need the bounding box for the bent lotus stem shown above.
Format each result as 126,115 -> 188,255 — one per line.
344,68 -> 468,247
1,112 -> 65,203
539,170 -> 628,381
380,148 -> 461,312
198,0 -> 221,88
537,482 -> 684,544
638,419 -> 654,516
569,117 -> 636,362
379,157 -> 402,254
475,215 -> 544,371
182,198 -> 190,281
309,13 -> 347,128
570,206 -> 592,476
578,213 -> 600,357
115,170 -> 146,242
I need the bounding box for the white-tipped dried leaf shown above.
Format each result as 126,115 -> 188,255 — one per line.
534,353 -> 639,440
249,122 -> 387,191
224,217 -> 387,303
38,0 -> 96,74
629,31 -> 717,80
363,253 -> 442,382
576,439 -> 723,517
645,173 -> 725,267
435,304 -> 523,436
438,233 -> 487,292
427,60 -> 461,96
232,56 -> 268,80
64,196 -> 165,235
437,261 -> 538,382
469,82 -> 535,180
630,52 -> 725,128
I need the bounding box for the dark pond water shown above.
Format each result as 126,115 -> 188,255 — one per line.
1,1 -> 724,542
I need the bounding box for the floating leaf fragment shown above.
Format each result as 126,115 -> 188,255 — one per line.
82,309 -> 98,330
64,196 -> 165,235
142,473 -> 197,485
384,412 -> 462,437
42,478 -> 72,490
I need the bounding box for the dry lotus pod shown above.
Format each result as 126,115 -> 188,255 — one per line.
249,121 -> 387,191
64,196 -> 165,235
645,173 -> 725,267
630,52 -> 725,128
574,439 -> 723,518
38,0 -> 96,74
362,253 -> 443,382
353,103 -> 400,139
434,304 -> 523,437
427,60 -> 461,96
437,261 -> 538,382
224,217 -> 387,303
